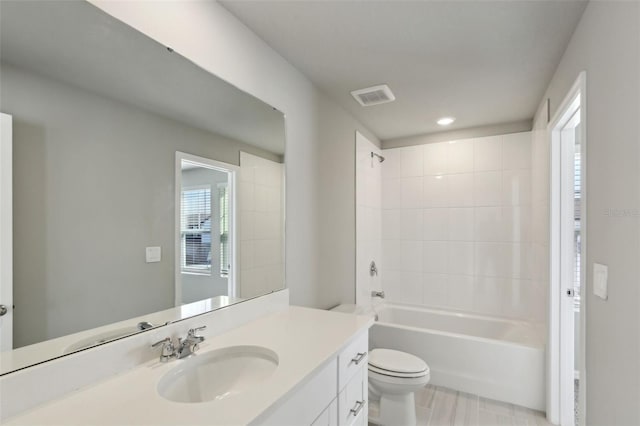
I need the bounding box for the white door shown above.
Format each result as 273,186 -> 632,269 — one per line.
0,113 -> 13,351
549,72 -> 586,426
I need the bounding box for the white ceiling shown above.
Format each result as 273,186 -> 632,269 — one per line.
221,0 -> 587,141
0,1 -> 285,155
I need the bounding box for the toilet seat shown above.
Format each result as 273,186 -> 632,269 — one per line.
368,348 -> 429,378
368,364 -> 428,379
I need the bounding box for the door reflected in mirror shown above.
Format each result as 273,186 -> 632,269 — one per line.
177,154 -> 238,305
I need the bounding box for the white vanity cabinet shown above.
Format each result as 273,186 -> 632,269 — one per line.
257,330 -> 369,426
336,332 -> 368,426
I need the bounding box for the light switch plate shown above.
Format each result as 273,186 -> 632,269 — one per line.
593,263 -> 608,300
146,246 -> 161,263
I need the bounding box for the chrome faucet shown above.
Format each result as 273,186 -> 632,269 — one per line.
371,290 -> 385,299
150,325 -> 207,362
176,326 -> 207,359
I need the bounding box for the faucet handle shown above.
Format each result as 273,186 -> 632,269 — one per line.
151,337 -> 171,348
151,337 -> 176,362
188,325 -> 207,337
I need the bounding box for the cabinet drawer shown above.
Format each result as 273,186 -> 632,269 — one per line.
338,367 -> 367,426
257,359 -> 337,426
338,332 -> 368,390
311,398 -> 338,426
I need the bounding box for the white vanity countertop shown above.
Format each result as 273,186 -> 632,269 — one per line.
6,307 -> 373,426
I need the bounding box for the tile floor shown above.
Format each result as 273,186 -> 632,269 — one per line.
369,384 -> 552,426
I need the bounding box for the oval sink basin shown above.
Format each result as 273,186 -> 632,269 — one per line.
157,345 -> 279,403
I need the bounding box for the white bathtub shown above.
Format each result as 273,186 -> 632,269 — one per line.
369,303 -> 546,411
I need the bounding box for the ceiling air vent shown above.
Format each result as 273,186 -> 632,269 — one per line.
350,84 -> 396,107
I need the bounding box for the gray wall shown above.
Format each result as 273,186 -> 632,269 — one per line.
180,167 -> 229,304
1,63 -> 277,347
536,2 -> 639,424
90,0 -> 380,311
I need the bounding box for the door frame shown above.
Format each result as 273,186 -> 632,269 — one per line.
548,71 -> 587,426
174,151 -> 239,306
0,113 -> 13,351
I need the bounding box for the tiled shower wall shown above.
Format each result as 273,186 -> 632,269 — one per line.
381,132 -> 544,321
238,152 -> 284,299
355,132 -> 383,307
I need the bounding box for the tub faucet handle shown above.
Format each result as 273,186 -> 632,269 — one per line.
370,261 -> 378,276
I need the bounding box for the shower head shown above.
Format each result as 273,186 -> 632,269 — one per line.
371,152 -> 385,163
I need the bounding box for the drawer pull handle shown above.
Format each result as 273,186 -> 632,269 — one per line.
350,400 -> 365,417
351,351 -> 367,365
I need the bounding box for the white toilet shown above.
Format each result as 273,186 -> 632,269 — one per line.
368,348 -> 430,426
330,304 -> 430,426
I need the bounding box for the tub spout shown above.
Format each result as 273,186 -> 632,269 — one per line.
371,290 -> 385,299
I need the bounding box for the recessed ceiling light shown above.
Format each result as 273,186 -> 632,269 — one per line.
437,117 -> 456,126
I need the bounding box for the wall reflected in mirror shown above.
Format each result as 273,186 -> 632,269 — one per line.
0,0 -> 285,374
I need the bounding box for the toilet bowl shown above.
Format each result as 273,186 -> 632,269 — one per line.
368,348 -> 430,426
329,304 -> 430,426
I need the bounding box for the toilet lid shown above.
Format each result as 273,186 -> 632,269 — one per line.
368,364 -> 428,379
368,348 -> 428,374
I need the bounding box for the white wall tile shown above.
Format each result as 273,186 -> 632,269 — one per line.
381,209 -> 400,240
474,206 -> 504,242
447,173 -> 475,207
400,209 -> 424,240
446,140 -> 474,174
502,169 -> 531,205
382,178 -> 401,209
423,208 -> 449,241
401,177 -> 424,209
473,171 -> 502,206
423,273 -> 448,307
502,206 -> 531,242
501,278 -> 530,319
502,132 -> 531,170
423,241 -> 448,274
448,208 -> 474,241
504,243 -> 532,279
423,143 -> 448,176
400,145 -> 424,177
447,275 -> 475,312
474,276 -> 504,315
381,269 -> 401,302
239,240 -> 255,270
381,148 -> 401,180
380,132 -> 536,321
400,240 -> 423,272
423,175 -> 448,208
239,181 -> 255,211
356,205 -> 373,241
254,239 -> 281,266
383,239 -> 401,270
384,270 -> 420,304
474,135 -> 503,172
447,242 -> 474,275
475,242 -> 509,278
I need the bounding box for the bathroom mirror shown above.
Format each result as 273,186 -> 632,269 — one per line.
0,0 -> 285,374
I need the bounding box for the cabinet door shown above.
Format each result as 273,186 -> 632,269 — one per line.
311,398 -> 338,426
338,367 -> 367,426
258,359 -> 337,426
